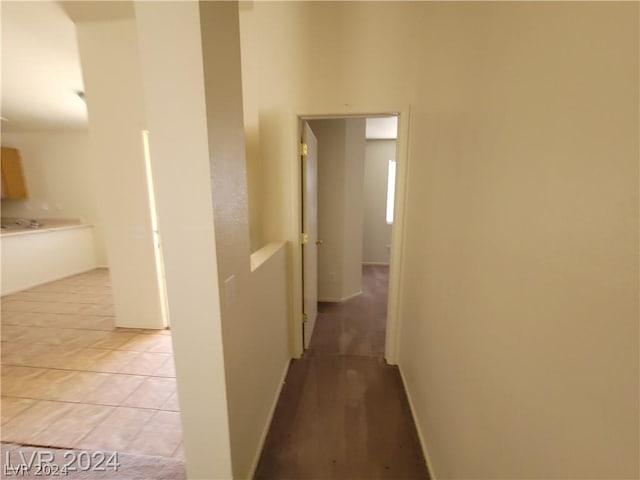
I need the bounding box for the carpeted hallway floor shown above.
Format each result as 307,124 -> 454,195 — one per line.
254,265 -> 429,480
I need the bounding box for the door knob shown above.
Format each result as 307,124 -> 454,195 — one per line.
316,239 -> 324,246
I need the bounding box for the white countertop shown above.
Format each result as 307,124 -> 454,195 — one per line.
0,222 -> 92,238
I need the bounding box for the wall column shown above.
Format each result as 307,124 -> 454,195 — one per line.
135,2 -> 234,478
76,18 -> 165,329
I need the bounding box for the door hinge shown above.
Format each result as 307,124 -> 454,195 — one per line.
303,313 -> 309,324
300,232 -> 309,245
300,142 -> 308,157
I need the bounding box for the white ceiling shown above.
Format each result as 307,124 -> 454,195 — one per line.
1,1 -> 87,132
2,2 -> 396,138
365,116 -> 397,140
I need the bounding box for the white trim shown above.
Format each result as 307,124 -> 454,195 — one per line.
248,360 -> 290,478
384,106 -> 411,365
0,223 -> 93,238
342,290 -> 362,302
318,290 -> 362,303
398,364 -> 437,479
250,241 -> 286,272
362,262 -> 390,266
292,107 -> 410,361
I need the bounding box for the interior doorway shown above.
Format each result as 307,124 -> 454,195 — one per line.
298,114 -> 403,358
254,112 -> 425,478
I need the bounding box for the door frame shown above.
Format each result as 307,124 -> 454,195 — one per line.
300,122 -> 319,349
292,106 -> 411,364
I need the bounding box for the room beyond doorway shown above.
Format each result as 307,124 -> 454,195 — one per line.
309,265 -> 390,357
298,114 -> 402,360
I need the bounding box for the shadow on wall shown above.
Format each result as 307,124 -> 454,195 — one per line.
245,122 -> 264,252
254,108 -> 297,248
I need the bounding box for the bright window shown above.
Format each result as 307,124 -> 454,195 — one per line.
386,160 -> 396,224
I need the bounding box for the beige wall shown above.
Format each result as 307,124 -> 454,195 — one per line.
134,2 -> 233,478
66,4 -> 293,478
76,18 -> 164,330
239,3 -> 309,356
1,131 -> 107,265
137,4 -> 292,478
240,0 -> 307,247
239,2 -> 639,478
199,3 -> 291,478
246,125 -> 264,252
1,226 -> 96,295
343,119 -> 365,298
309,118 -> 364,302
363,139 -> 395,265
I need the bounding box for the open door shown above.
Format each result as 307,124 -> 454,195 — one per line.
301,122 -> 318,348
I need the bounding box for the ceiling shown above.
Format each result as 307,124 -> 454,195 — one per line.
0,1 -> 89,132
365,116 -> 397,140
1,1 -> 133,133
2,2 -> 396,137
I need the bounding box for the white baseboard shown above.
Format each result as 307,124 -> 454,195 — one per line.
318,290 -> 362,303
248,360 -> 290,479
342,290 -> 362,301
398,364 -> 437,479
362,262 -> 390,266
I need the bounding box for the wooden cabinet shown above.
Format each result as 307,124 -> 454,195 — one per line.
1,147 -> 28,199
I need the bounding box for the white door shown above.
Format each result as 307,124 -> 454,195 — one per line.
302,122 -> 318,348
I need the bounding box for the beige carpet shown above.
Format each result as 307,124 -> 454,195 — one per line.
254,266 -> 429,479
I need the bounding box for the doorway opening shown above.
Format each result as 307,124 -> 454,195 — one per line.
254,112 -> 427,479
298,114 -> 405,361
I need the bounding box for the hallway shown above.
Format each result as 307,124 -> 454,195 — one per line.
255,265 -> 429,479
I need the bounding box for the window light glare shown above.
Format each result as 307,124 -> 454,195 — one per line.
386,160 -> 396,224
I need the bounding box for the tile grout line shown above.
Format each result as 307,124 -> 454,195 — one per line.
1,363 -> 175,379
1,340 -> 173,354
1,268 -> 182,458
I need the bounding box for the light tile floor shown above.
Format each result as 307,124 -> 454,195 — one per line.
1,269 -> 183,459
